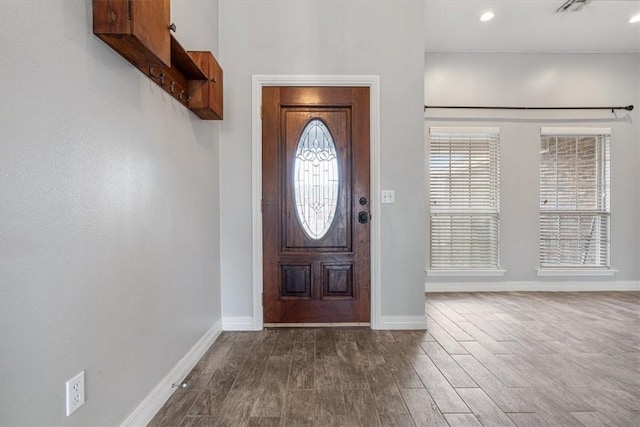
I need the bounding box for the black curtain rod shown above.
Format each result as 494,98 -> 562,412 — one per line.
424,105 -> 634,112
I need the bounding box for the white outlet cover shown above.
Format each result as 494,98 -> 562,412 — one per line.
66,370 -> 85,416
381,190 -> 395,204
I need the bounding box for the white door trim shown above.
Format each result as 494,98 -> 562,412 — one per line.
251,75 -> 381,330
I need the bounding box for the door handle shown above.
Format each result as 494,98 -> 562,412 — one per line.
358,211 -> 370,224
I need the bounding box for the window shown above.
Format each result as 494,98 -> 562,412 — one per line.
428,127 -> 501,271
294,119 -> 339,240
539,128 -> 610,269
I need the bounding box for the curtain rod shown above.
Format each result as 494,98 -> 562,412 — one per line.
424,105 -> 634,112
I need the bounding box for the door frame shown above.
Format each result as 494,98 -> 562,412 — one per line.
251,75 -> 381,330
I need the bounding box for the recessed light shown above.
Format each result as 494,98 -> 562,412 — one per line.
629,14 -> 640,24
480,12 -> 495,22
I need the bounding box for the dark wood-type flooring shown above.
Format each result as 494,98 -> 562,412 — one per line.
149,292 -> 640,426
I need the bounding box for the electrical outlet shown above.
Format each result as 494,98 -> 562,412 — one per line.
381,190 -> 395,204
65,371 -> 85,416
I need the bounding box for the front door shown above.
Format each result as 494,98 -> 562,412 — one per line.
262,86 -> 370,324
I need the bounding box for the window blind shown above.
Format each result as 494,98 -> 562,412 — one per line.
539,129 -> 610,268
428,127 -> 500,269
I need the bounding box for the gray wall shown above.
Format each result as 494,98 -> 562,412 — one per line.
219,0 -> 426,319
425,53 -> 640,286
0,0 -> 221,424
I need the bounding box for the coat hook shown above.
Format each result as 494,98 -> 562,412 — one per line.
159,73 -> 166,86
211,77 -> 217,84
149,67 -> 156,78
168,23 -> 176,32
186,95 -> 192,102
179,90 -> 185,100
171,382 -> 187,389
169,82 -> 176,93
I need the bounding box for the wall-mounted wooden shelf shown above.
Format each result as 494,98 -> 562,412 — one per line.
93,0 -> 223,120
187,51 -> 223,120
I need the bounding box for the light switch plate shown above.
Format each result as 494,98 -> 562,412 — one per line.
381,190 -> 395,204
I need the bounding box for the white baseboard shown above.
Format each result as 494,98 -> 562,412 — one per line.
222,316 -> 255,331
119,319 -> 222,427
377,315 -> 428,330
425,280 -> 640,292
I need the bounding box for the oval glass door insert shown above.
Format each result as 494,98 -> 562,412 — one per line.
294,119 -> 340,240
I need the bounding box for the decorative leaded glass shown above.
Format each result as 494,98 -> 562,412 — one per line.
294,119 -> 339,240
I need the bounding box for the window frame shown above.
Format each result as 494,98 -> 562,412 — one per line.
537,127 -> 613,275
427,126 -> 504,275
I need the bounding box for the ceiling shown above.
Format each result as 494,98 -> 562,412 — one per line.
425,0 -> 640,53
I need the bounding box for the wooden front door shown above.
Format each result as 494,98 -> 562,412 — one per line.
262,87 -> 370,324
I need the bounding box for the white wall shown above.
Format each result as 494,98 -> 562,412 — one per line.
425,53 -> 640,290
0,0 -> 221,424
219,0 -> 426,322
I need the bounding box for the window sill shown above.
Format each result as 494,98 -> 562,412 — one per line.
536,268 -> 617,277
426,269 -> 506,277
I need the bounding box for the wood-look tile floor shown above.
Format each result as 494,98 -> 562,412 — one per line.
149,292 -> 640,426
